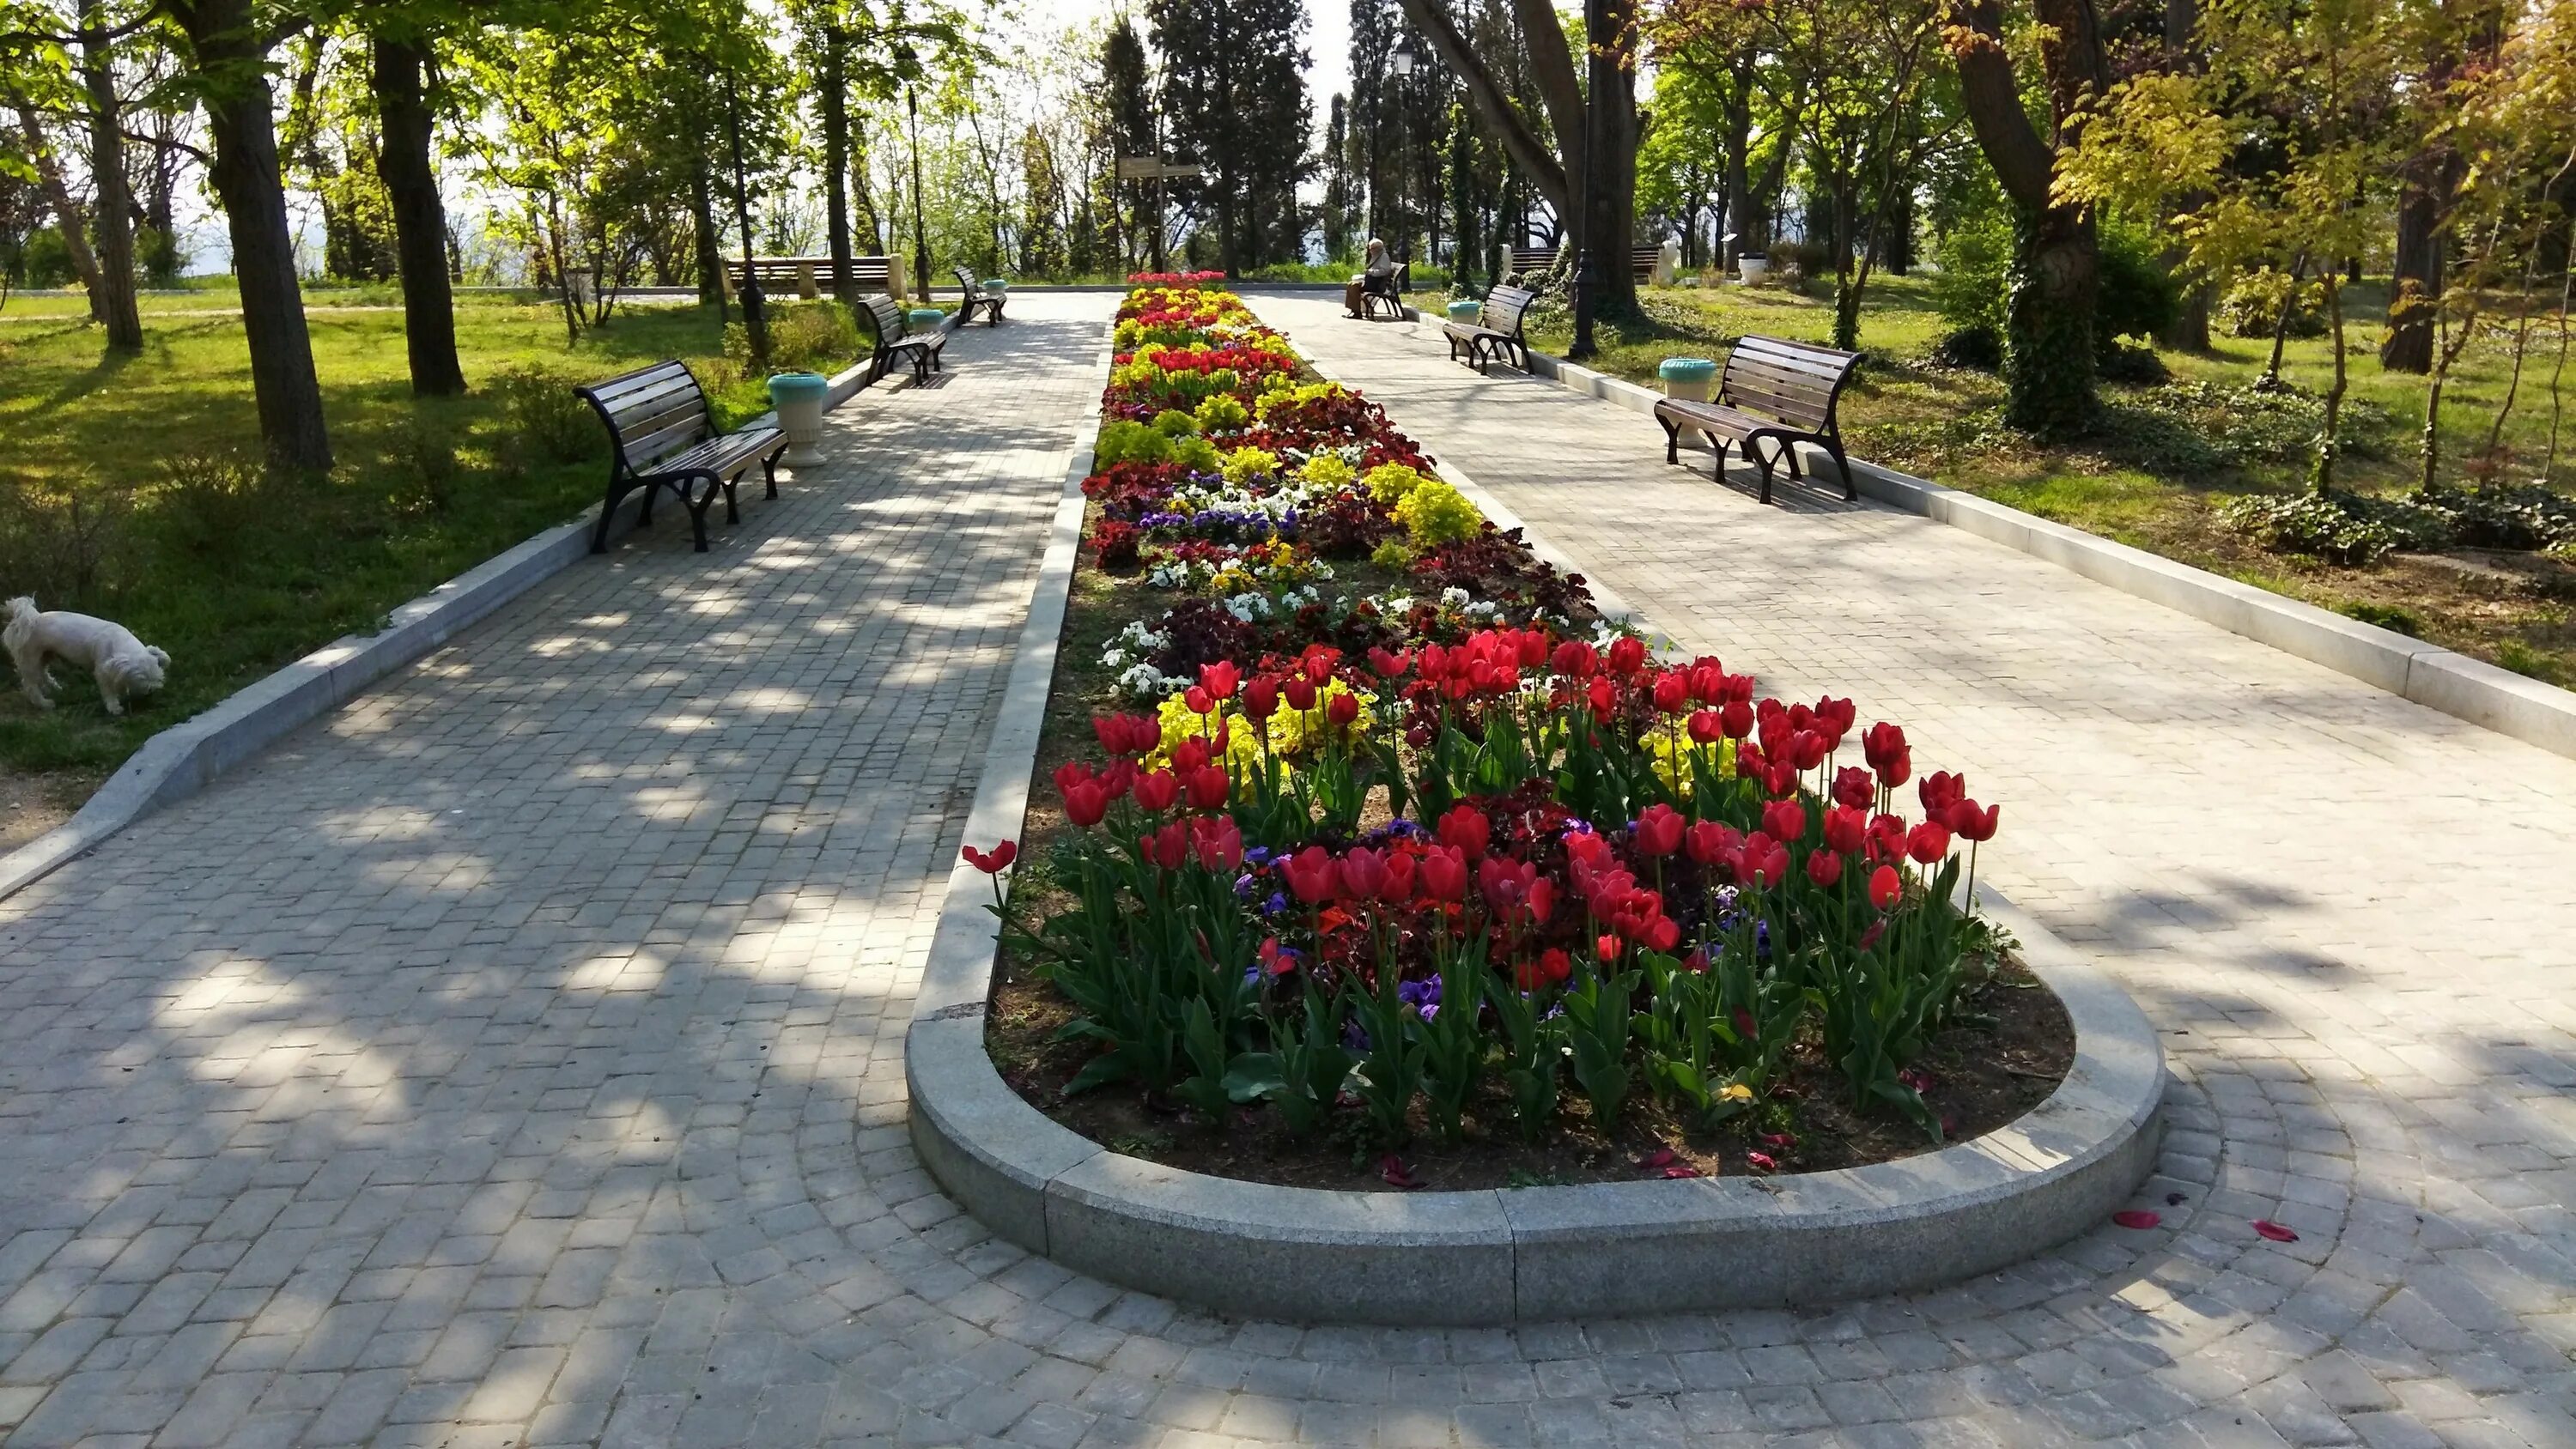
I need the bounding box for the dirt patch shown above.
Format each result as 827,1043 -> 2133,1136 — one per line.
985,956 -> 2073,1191
0,767 -> 92,853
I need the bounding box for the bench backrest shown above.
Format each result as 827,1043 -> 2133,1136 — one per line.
729,256 -> 893,288
1509,246 -> 1662,281
862,293 -> 910,347
952,266 -> 982,300
1481,284 -> 1537,337
574,361 -> 714,473
1719,335 -> 1861,431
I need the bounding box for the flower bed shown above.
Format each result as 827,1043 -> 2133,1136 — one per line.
969,283 -> 2067,1190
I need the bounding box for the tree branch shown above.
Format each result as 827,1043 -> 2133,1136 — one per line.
1393,0 -> 1568,215
1509,0 -> 1584,153
1947,0 -> 2057,211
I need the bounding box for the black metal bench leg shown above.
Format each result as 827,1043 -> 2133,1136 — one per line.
722,476 -> 741,525
1826,441 -> 1855,500
1754,450 -> 1776,506
1659,415 -> 1680,465
592,481 -> 629,553
684,476 -> 719,552
762,453 -> 781,500
1784,441 -> 1804,481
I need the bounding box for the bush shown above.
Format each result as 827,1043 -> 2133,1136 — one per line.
725,300 -> 862,375
1192,395 -> 1247,433
0,476 -> 131,605
158,449 -> 269,557
1930,218 -> 2012,343
486,366 -> 602,466
386,418 -> 463,519
2418,483 -> 2576,552
2221,269 -> 2325,339
1927,324 -> 2005,372
2096,218 -> 2181,345
1094,419 -> 1173,470
2220,492 -> 2405,566
1392,476 -> 1482,546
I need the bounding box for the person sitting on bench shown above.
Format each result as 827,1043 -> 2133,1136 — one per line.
1346,238 -> 1400,318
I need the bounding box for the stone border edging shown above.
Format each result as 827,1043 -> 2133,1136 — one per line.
0,362 -> 897,904
904,310 -> 2165,1326
1430,311 -> 2576,764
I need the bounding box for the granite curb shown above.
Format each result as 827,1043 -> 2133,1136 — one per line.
1441,313 -> 2576,764
0,361 -> 901,904
904,309 -> 2166,1326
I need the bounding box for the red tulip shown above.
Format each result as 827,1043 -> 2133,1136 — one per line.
1813,696 -> 1856,745
1761,799 -> 1807,845
1607,636 -> 1648,676
1595,932 -> 1624,961
1688,660 -> 1727,704
1789,730 -> 1830,771
1645,916 -> 1680,951
1651,672 -> 1687,714
1420,845 -> 1468,901
1740,833 -> 1789,888
1720,699 -> 1753,739
1198,660 -> 1240,696
1139,821 -> 1188,870
1133,769 -> 1179,813
1823,805 -> 1867,856
1327,691 -> 1359,726
1242,677 -> 1280,721
1832,767 -> 1874,811
1868,812 -> 1907,861
1551,639 -> 1598,678
1369,646 -> 1413,679
1183,686 -> 1216,716
1285,676 -> 1317,711
1437,803 -> 1490,858
1062,779 -> 1109,828
1862,722 -> 1909,786
1947,799 -> 2000,842
1868,864 -> 1902,911
962,840 -> 1018,873
1259,936 -> 1296,975
1585,676 -> 1617,720
1190,815 -> 1242,871
1300,648 -> 1336,684
1186,765 -> 1228,809
1806,850 -> 1843,888
1687,710 -> 1724,743
1382,852 -> 1417,900
1907,821 -> 1952,864
1632,803 -> 1686,857
1920,770 -> 1965,817
1338,846 -> 1391,901
1526,876 -> 1557,925
1284,846 -> 1338,904
1685,820 -> 1739,865
1170,738 -> 1210,773
1091,715 -> 1133,755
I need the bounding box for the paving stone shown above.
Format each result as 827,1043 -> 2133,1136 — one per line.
0,290 -> 2571,1446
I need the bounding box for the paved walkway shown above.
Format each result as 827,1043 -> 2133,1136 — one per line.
1,287 -> 2572,1449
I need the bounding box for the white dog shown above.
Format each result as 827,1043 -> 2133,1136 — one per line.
3,597 -> 168,717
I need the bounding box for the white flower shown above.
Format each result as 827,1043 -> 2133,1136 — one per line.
1441,586 -> 1472,608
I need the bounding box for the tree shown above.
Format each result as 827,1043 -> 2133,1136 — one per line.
1149,0 -> 1314,273
370,26 -> 462,394
1946,0 -> 2111,435
1393,0 -> 1640,315
1321,91 -> 1357,258
1101,16 -> 1153,269
166,0 -> 332,472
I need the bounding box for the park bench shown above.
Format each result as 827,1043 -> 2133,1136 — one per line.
574,361 -> 787,554
952,267 -> 1005,325
1653,334 -> 1861,505
1509,245 -> 1662,284
862,293 -> 948,382
1359,262 -> 1410,320
726,255 -> 892,297
1442,282 -> 1536,373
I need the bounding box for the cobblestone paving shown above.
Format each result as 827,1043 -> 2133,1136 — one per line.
1,285 -> 2570,1449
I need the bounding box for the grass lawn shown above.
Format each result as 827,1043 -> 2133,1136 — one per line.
0,289 -> 853,802
1413,274 -> 2575,688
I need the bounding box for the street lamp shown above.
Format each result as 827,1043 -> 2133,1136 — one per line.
907,84 -> 931,305
1569,0 -> 1606,360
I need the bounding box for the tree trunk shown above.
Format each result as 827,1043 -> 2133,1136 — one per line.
820,25 -> 857,307
79,6 -> 142,349
372,35 -> 464,397
174,0 -> 330,472
2313,275 -> 2347,492
690,153 -> 726,319
2004,204 -> 2099,435
1584,0 -> 1640,316
2379,151 -> 2452,373
16,109 -> 107,321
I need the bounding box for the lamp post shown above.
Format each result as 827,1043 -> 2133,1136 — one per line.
1391,38 -> 1415,267
907,84 -> 930,303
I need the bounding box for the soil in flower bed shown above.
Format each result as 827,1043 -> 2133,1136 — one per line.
985,952 -> 2071,1191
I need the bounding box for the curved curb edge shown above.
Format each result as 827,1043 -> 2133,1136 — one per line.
905,309 -> 2165,1326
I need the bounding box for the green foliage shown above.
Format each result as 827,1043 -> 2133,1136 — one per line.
1152,409 -> 1201,437
1929,216 -> 2011,343
2220,491 -> 2412,566
485,366 -> 604,467
2221,270 -> 2324,339
726,301 -> 862,375
2339,600 -> 2421,636
1191,394 -> 1247,432
1093,419 -> 1174,469
2096,217 -> 2180,344
1392,476 -> 1482,547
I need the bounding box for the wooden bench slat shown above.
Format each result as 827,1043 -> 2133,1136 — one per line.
574,359 -> 790,554
1655,333 -> 1861,506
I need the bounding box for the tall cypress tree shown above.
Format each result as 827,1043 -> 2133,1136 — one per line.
1101,18 -> 1155,268
1149,0 -> 1315,273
